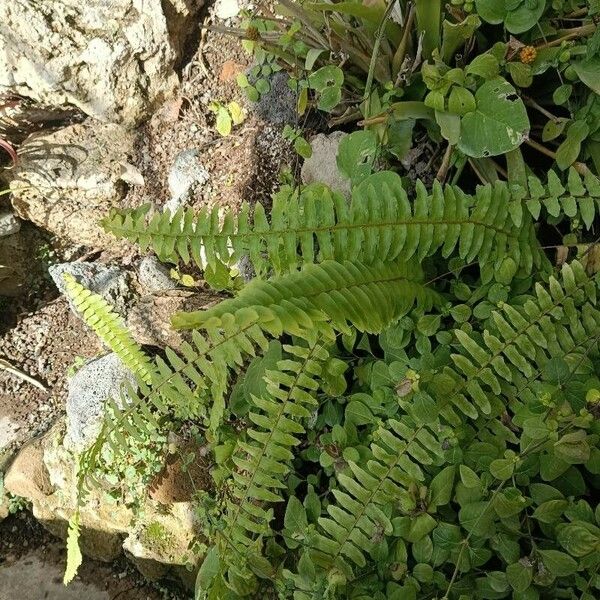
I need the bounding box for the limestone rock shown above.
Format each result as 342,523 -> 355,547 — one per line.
127,290 -> 220,349
166,149 -> 210,212
138,256 -> 177,293
10,122 -> 135,249
0,0 -> 203,126
49,261 -> 130,317
4,437 -> 54,503
301,131 -> 352,198
10,420 -> 206,577
0,212 -> 20,238
64,353 -> 137,453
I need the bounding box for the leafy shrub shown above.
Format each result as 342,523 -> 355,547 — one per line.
236,0 -> 600,178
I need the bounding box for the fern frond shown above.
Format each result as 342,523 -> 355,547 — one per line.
173,258 -> 441,334
431,260 -> 600,426
63,273 -> 155,384
102,172 -> 541,280
220,342 -> 329,584
525,168 -> 600,228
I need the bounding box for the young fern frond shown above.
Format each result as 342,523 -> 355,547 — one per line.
218,342 -> 329,588
102,171 -> 542,281
173,258 -> 441,333
63,273 -> 155,384
525,168 -> 600,228
302,260 -> 600,585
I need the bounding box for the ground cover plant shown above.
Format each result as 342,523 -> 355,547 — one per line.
62,1 -> 600,599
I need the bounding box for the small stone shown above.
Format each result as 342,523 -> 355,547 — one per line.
49,261 -> 130,317
4,438 -> 54,502
64,353 -> 137,452
214,0 -> 240,19
137,256 -> 176,293
166,149 -> 209,213
254,72 -> 297,126
301,131 -> 351,198
0,211 -> 20,237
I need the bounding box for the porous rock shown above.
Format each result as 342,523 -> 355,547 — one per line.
9,121 -> 135,249
0,211 -> 20,238
63,353 -> 137,453
301,131 -> 352,198
0,0 -> 203,126
165,149 -> 210,212
138,256 -> 177,293
4,437 -> 54,503
49,261 -> 130,317
8,419 -> 205,579
254,72 -> 298,126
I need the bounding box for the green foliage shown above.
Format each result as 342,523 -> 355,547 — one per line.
102,170 -> 548,285
235,0 -> 599,176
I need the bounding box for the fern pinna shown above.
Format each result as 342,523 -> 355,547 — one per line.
64,166 -> 600,599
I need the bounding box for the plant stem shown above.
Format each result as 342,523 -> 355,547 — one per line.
523,96 -> 560,122
436,143 -> 453,183
524,138 -> 590,175
392,2 -> 416,78
536,23 -> 596,49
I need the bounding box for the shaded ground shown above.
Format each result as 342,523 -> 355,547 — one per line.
0,511 -> 189,599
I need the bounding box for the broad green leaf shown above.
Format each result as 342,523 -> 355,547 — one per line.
506,561 -> 533,592
336,130 -> 378,185
429,466 -> 456,510
458,79 -> 529,158
572,58 -> 600,95
196,546 -> 221,595
505,0 -> 547,34
490,458 -> 515,481
216,106 -> 232,136
538,550 -> 578,576
557,523 -> 599,557
532,500 -> 568,523
284,496 -> 308,533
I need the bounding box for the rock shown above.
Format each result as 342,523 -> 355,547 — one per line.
11,420 -> 205,578
166,149 -> 209,212
4,437 -> 54,503
214,0 -> 240,19
49,261 -> 130,317
0,498 -> 7,521
64,353 -> 137,453
9,121 -> 135,249
301,131 -> 351,198
138,256 -> 176,293
0,0 -> 203,127
127,291 -> 220,349
255,72 -> 298,126
0,211 -> 20,237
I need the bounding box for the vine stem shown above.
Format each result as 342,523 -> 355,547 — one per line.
524,138 -> 590,175
536,23 -> 596,49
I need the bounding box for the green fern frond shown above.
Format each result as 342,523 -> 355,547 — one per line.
63,273 -> 155,384
525,168 -> 600,228
173,258 -> 441,334
102,172 -> 541,281
219,342 -> 329,585
430,260 -> 600,426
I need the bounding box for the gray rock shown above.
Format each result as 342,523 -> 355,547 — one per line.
49,261 -> 130,316
0,0 -> 203,126
0,211 -> 20,237
165,149 -> 209,212
10,121 -> 135,249
138,256 -> 176,293
255,71 -> 297,126
300,131 -> 352,198
65,353 -> 137,452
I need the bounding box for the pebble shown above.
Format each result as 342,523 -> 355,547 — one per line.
0,211 -> 21,237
